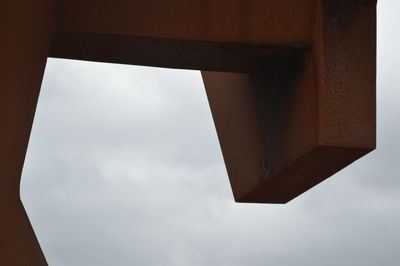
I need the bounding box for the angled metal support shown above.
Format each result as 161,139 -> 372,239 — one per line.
0,0 -> 377,264
202,1 -> 377,203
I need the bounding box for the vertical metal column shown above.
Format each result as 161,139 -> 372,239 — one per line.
0,1 -> 56,265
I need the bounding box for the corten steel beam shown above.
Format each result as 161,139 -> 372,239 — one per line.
1,0 -> 377,264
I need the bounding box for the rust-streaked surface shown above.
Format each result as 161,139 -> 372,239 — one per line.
0,0 -> 377,264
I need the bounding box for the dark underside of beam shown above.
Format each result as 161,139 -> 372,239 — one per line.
49,33 -> 311,72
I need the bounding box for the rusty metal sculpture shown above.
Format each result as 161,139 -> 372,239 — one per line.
0,0 -> 377,265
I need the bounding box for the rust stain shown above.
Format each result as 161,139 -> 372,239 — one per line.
324,0 -> 372,26
249,50 -> 309,182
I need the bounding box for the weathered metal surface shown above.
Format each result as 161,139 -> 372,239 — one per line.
0,0 -> 377,264
204,0 -> 376,203
54,0 -> 316,45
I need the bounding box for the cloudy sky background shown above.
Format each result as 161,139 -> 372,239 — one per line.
20,1 -> 399,266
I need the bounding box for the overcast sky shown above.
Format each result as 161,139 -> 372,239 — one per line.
20,1 -> 400,266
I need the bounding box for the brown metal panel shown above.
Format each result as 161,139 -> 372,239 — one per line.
201,72 -> 264,199
0,0 -> 56,265
55,0 -> 316,44
317,0 -> 377,149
